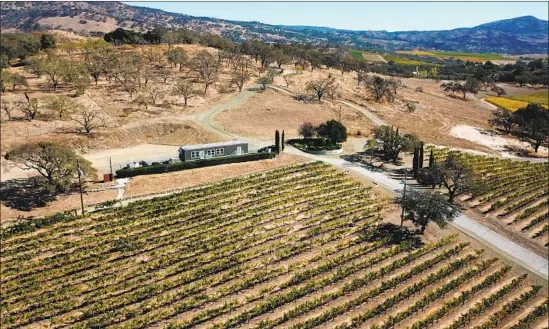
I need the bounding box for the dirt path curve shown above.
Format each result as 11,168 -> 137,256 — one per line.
194,87 -> 272,149
282,146 -> 548,280
268,85 -> 388,126
336,100 -> 388,126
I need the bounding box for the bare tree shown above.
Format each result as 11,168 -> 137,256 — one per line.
231,54 -> 251,73
387,77 -> 404,94
141,65 -> 154,86
45,95 -> 79,119
166,48 -> 187,71
144,48 -> 164,65
156,67 -> 172,84
326,82 -> 340,100
490,85 -> 506,97
357,71 -> 368,86
231,69 -> 250,92
1,101 -> 16,121
306,75 -> 336,101
120,80 -> 138,99
283,74 -> 295,88
41,59 -> 63,92
133,93 -> 150,110
145,85 -> 165,105
365,76 -> 394,102
86,53 -> 107,85
20,93 -> 39,121
172,79 -> 199,106
72,108 -> 104,134
191,51 -> 219,93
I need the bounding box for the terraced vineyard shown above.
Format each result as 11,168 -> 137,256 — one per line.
434,149 -> 549,247
1,162 -> 547,329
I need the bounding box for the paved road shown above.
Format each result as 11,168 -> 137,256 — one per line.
284,146 -> 549,280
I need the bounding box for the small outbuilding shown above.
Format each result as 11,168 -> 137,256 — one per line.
178,141 -> 248,162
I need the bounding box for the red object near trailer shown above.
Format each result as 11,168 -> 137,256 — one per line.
103,173 -> 113,182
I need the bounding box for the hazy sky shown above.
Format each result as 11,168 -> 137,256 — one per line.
124,2 -> 548,31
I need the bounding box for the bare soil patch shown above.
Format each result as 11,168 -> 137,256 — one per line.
450,124 -> 548,158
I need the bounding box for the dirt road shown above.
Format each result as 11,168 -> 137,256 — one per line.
337,100 -> 387,126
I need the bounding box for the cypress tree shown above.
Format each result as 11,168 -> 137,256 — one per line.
412,146 -> 418,177
281,130 -> 285,152
429,148 -> 435,168
419,142 -> 424,169
275,130 -> 280,154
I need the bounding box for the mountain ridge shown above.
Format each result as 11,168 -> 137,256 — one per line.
0,1 -> 547,54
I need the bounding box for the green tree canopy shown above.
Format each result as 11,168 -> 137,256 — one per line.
373,125 -> 418,163
401,189 -> 459,233
5,142 -> 97,191
513,103 -> 549,153
40,34 -> 56,50
317,120 -> 347,143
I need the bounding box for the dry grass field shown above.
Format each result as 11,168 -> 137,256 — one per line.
213,89 -> 375,140
0,44 -> 260,152
268,67 -> 497,153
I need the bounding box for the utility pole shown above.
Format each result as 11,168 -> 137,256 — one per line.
338,105 -> 342,122
400,168 -> 408,227
77,161 -> 85,216
109,157 -> 113,179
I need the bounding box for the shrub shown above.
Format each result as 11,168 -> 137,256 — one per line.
287,138 -> 342,151
317,120 -> 347,143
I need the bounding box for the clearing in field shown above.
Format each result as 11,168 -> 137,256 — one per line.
1,162 -> 548,329
349,49 -> 387,63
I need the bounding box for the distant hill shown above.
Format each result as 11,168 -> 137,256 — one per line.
1,2 -> 547,54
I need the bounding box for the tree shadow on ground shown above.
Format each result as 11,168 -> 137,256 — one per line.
0,178 -> 58,211
362,222 -> 424,249
340,153 -> 385,173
